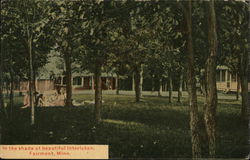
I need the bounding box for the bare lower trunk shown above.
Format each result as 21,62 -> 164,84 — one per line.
116,74 -> 119,95
28,37 -> 35,125
184,80 -> 187,91
151,75 -> 155,92
6,83 -> 9,97
239,48 -> 249,120
186,0 -> 201,158
178,70 -> 183,103
0,52 -> 4,115
134,65 -> 143,102
164,81 -> 167,91
240,76 -> 248,119
0,42 -> 5,144
9,69 -> 14,120
64,52 -> 73,107
158,78 -> 162,97
204,0 -> 218,157
33,72 -> 37,107
132,73 -> 135,91
168,70 -> 173,103
204,61 -> 217,158
236,75 -> 240,101
94,68 -> 102,122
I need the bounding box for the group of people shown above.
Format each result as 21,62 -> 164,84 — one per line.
22,88 -> 66,108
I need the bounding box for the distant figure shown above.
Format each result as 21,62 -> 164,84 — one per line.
54,89 -> 65,106
21,91 -> 35,108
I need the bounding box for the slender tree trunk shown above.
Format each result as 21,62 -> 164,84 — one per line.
33,72 -> 36,93
28,37 -> 35,125
116,74 -> 119,95
134,65 -> 143,102
204,0 -> 218,157
164,81 -> 167,91
158,78 -> 162,97
64,51 -> 73,107
168,70 -> 173,103
236,75 -> 240,101
33,71 -> 37,107
184,80 -> 187,91
0,40 -> 5,118
151,75 -> 155,92
185,0 -> 201,158
178,70 -> 183,103
6,82 -> 9,97
200,69 -> 206,96
0,41 -> 7,144
140,68 -> 143,96
94,66 -> 102,122
132,73 -> 135,91
9,61 -> 14,120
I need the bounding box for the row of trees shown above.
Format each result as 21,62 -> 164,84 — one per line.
0,0 -> 249,158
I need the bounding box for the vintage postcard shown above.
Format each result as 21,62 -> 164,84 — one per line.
0,0 -> 249,159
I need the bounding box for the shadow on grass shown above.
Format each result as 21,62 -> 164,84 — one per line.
1,94 -> 248,158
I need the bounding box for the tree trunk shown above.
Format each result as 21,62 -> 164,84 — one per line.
116,74 -> 119,95
33,71 -> 37,107
184,80 -> 187,91
9,62 -> 14,120
134,65 -> 143,102
0,40 -> 5,118
185,0 -> 202,158
168,70 -> 173,103
94,67 -> 102,122
151,75 -> 155,92
6,82 -> 9,97
200,69 -> 206,96
28,37 -> 35,125
178,70 -> 183,103
158,78 -> 163,97
164,81 -> 167,91
132,73 -> 135,91
64,52 -> 73,107
239,49 -> 249,120
236,75 -> 240,101
204,0 -> 218,157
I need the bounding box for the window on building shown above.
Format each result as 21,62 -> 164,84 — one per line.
221,70 -> 226,82
73,77 -> 82,85
63,76 -> 67,85
55,77 -> 61,84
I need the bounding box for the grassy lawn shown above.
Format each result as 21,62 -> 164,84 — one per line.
1,93 -> 248,158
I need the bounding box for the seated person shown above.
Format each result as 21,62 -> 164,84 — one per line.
21,91 -> 35,108
54,89 -> 65,106
35,94 -> 45,107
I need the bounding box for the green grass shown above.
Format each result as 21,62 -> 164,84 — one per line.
1,93 -> 248,158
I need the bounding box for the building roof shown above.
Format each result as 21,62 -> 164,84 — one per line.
216,65 -> 229,70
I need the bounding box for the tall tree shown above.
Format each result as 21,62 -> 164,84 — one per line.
2,0 -> 54,124
181,0 -> 202,158
204,0 -> 218,157
77,0 -> 120,121
51,0 -> 83,107
217,0 -> 249,119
